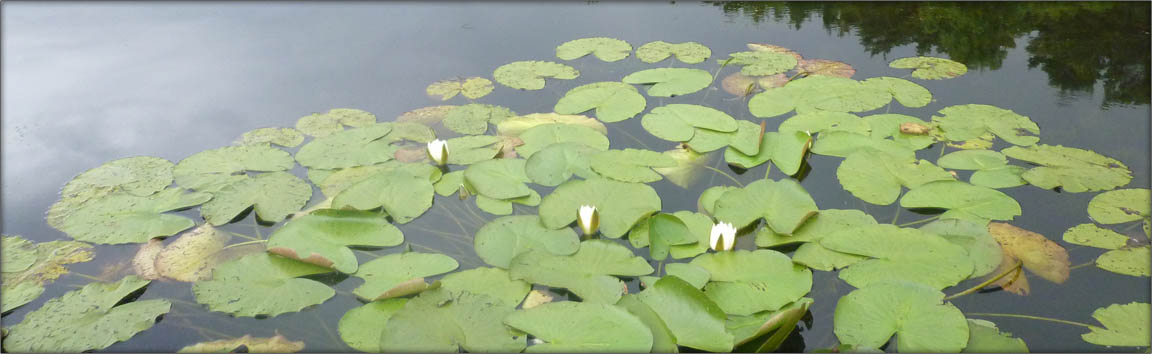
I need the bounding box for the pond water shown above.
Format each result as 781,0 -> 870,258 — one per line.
2,1 -> 1149,352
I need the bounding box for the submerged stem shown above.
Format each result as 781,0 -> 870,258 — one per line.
221,239 -> 267,251
895,215 -> 939,227
965,312 -> 1096,329
228,232 -> 260,241
704,165 -> 744,187
943,260 -> 1022,300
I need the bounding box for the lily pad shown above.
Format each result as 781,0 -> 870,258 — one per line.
900,180 -> 1022,221
920,219 -> 1004,278
201,171 -> 312,225
1003,144 -> 1132,193
443,103 -> 516,135
889,56 -> 968,80
295,124 -> 395,170
493,61 -> 579,90
332,165 -> 438,223
266,209 -> 403,273
636,41 -> 711,63
616,294 -> 679,353
295,108 -> 377,138
1097,246 -> 1151,277
933,104 -> 1040,146
464,158 -> 533,200
837,150 -> 955,205
862,113 -> 935,150
497,113 -> 608,136
178,334 -> 306,353
778,111 -> 871,136
822,224 -> 975,289
1,237 -> 94,312
56,156 -> 174,205
1062,224 -> 1129,250
963,319 -> 1029,353
556,37 -> 632,62
746,43 -> 802,61
426,77 -> 494,100
445,135 -> 505,165
3,276 -> 170,353
590,149 -> 677,183
553,82 -> 646,123
666,211 -> 722,260
713,178 -> 819,233
647,213 -> 699,261
988,222 -> 1070,284
725,131 -> 811,173
1087,188 -> 1151,224
811,131 -> 918,161
622,68 -> 713,97
475,215 -> 580,268
755,209 -> 876,271
240,127 -> 306,148
504,301 -> 654,352
654,144 -> 710,189
192,253 -> 335,317
727,298 -> 813,351
153,224 -> 233,282
175,144 -> 295,192
1082,302 -> 1150,347
638,276 -> 734,352
352,252 -> 459,300
970,166 -> 1029,189
524,142 -> 601,187
396,105 -> 456,126
748,76 -> 894,118
509,239 -> 653,303
690,250 -> 813,315
339,298 -> 408,352
516,123 -> 610,158
833,281 -> 968,352
539,178 -> 662,238
55,188 -> 212,244
641,104 -> 738,143
726,51 -> 799,76
799,59 -> 855,78
860,77 -> 932,107
720,72 -> 764,96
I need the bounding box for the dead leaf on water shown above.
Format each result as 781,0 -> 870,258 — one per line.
988,222 -> 1070,291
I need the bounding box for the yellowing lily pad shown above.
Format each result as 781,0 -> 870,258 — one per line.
988,222 -> 1069,284
494,61 -> 579,90
889,56 -> 968,80
426,77 -> 494,100
178,334 -> 305,353
296,108 -> 377,138
556,37 -> 632,62
636,41 -> 711,64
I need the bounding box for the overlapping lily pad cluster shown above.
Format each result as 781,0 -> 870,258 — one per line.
2,37 -> 1149,353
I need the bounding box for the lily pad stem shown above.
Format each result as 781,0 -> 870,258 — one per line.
69,272 -> 106,282
221,239 -> 267,251
894,215 -> 940,227
703,165 -> 744,187
943,260 -> 1022,300
1069,261 -> 1094,270
965,312 -> 1096,329
228,231 -> 261,241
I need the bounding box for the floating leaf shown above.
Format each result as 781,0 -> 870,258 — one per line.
638,276 -> 734,352
443,104 -> 516,135
1087,188 -> 1151,224
493,61 -> 579,90
396,105 -> 456,126
811,131 -> 917,160
822,224 -> 975,289
901,180 -> 1022,221
1097,246 -> 1151,277
192,253 -> 335,317
641,104 -> 738,143
622,68 -> 713,97
685,123 -> 752,153
860,77 -> 931,107
939,150 -> 1007,170
933,104 -> 1039,146
778,111 -> 871,135
54,156 -> 174,209
798,58 -> 855,78
522,289 -> 555,309
475,191 -> 541,216
748,76 -> 893,118
497,113 -> 608,136
756,209 -> 876,271
920,219 -> 1004,278
556,37 -> 632,62
1062,224 -> 1129,250
636,41 -> 711,64
539,178 -> 661,238
56,188 -> 212,244
524,142 -> 601,187
698,185 -> 738,216
240,127 -> 305,148
152,224 -> 232,282
312,162 -> 400,197
352,252 -> 459,300
295,124 -> 395,170
1,236 -> 93,312
833,282 -> 968,352
664,211 -> 720,260
863,114 -> 935,150
889,56 -> 968,80
727,298 -> 813,350
553,82 -> 646,123
332,165 -> 437,223
505,301 -> 654,352
647,213 -> 699,261
616,294 -> 679,353
2,235 -> 37,274
509,239 -> 653,303
1003,145 -> 1133,193
988,222 -> 1069,284
475,215 -> 580,268
443,135 -> 504,165
971,166 -> 1029,189
720,72 -> 762,96
3,276 -> 170,353
516,123 -> 610,158
725,131 -> 810,173
691,250 -> 813,316
178,334 -> 305,353
266,209 -> 403,273
962,319 -> 1029,353
426,77 -> 494,100
713,178 -> 818,232
201,171 -> 312,225
727,51 -> 798,76
1082,302 -> 1150,347
590,149 -> 677,183
463,158 -> 532,200
174,145 -> 295,192
837,150 -> 954,205
746,43 -> 802,60
295,108 -> 377,137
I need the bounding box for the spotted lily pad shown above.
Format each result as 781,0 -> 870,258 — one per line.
496,113 -> 608,136
1062,224 -> 1130,250
493,61 -> 579,90
426,77 -> 494,100
622,68 -> 713,97
713,178 -> 819,233
239,127 -> 306,148
748,76 -> 894,118
901,180 -> 1022,221
833,281 -> 968,352
516,123 -> 610,158
509,239 -> 653,303
556,37 -> 632,62
837,150 -> 955,205
1097,246 -> 1151,277
553,82 -> 646,123
504,301 -> 654,352
821,224 -> 975,289
295,108 -> 377,137
1003,144 -> 1133,193
443,104 -> 516,135
962,319 -> 1029,353
56,188 -> 212,244
295,124 -> 395,170
55,156 -> 174,207
201,171 -> 312,225
889,56 -> 968,80
338,298 -> 408,352
192,253 -> 336,317
266,209 -> 403,273
726,51 -> 799,76
1087,188 -> 1151,224
178,334 -> 306,353
539,178 -> 662,238
590,149 -> 677,183
638,276 -> 734,352
352,252 -> 459,300
933,104 -> 1039,146
1,236 -> 94,312
641,104 -> 738,142
636,41 -> 711,64
475,215 -> 580,268
1082,302 -> 1151,347
798,59 -> 855,78
174,144 -> 295,192
332,164 -> 438,223
690,250 -> 813,316
988,222 -> 1069,284
3,276 -> 170,353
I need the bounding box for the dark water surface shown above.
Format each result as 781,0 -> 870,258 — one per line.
2,2 -> 1149,352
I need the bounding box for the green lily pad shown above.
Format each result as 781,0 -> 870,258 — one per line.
332,164 -> 438,223
1,237 -> 94,312
756,209 -> 876,271
811,131 -> 918,161
1004,144 -> 1133,193
464,158 -> 533,200
57,156 -> 174,204
1082,302 -> 1150,347
691,250 -> 813,315
822,224 -> 975,289
862,114 -> 935,150
497,113 -> 608,137
748,76 -> 893,118
1087,188 -> 1151,224
201,171 -> 312,225
920,219 -> 1004,278
726,51 -> 799,76
516,123 -> 610,158
240,127 -> 306,148
312,162 -> 400,197
539,178 -> 661,238
295,108 -> 377,138
666,211 -> 721,260
636,41 -> 711,64
616,294 -> 679,353
685,125 -> 749,153
493,61 -> 579,90
338,298 -> 408,352
505,301 -> 654,352
443,104 -> 516,135
475,215 -> 580,268
638,276 -> 734,352
2,235 -> 37,274
939,150 -> 1008,170
3,276 -> 170,353
192,253 -> 335,317
833,281 -> 968,352
426,77 -> 494,100
178,334 -> 306,353
901,180 -> 1022,221
55,188 -> 212,244
509,239 -> 653,303
778,111 -> 871,136
1062,224 -> 1129,250
1097,246 -> 1151,277
175,145 -> 295,192
266,209 -> 403,273
963,319 -> 1029,353
663,263 -> 711,289
474,190 -> 541,216
352,252 -> 459,300
698,185 -> 738,215
379,267 -> 530,352
554,82 -> 646,123
444,135 -> 504,165
837,150 -> 955,205
889,56 -> 968,80
556,37 -> 632,62
727,298 -> 814,350
860,77 -> 932,107
647,213 -> 700,261
933,104 -> 1040,146
713,178 -> 819,233
971,166 -> 1029,189
725,131 -> 812,175
590,149 -> 677,183
524,142 -> 602,187
295,124 -> 395,170
622,68 -> 713,97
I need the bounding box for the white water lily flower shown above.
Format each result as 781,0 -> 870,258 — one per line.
709,222 -> 737,251
427,139 -> 449,166
577,205 -> 599,235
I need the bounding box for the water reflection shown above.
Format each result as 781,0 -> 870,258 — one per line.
706,1 -> 1151,107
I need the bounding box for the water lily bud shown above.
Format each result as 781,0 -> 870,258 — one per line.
427,139 -> 449,166
709,222 -> 737,251
577,205 -> 599,236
